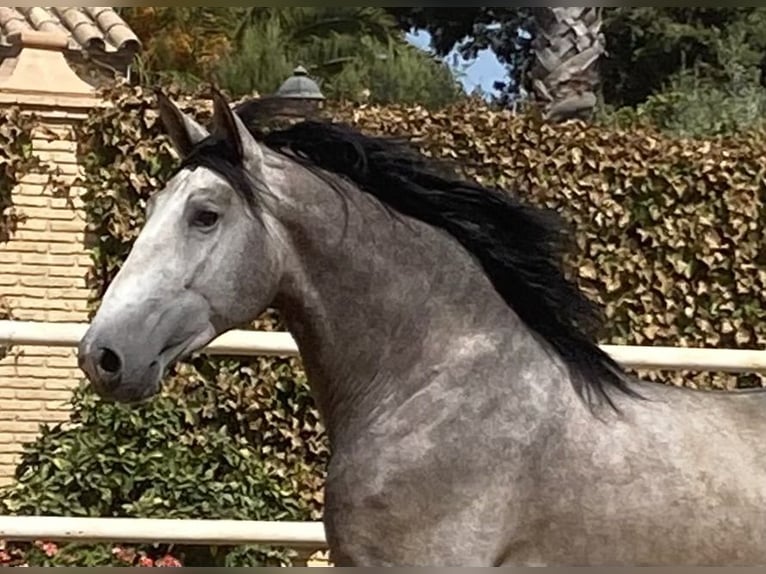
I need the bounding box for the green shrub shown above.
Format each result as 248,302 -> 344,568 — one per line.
621,67 -> 766,137
599,31 -> 766,137
0,360 -> 324,566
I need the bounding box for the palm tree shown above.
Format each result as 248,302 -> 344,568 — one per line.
232,7 -> 398,53
528,7 -> 605,122
221,8 -> 400,95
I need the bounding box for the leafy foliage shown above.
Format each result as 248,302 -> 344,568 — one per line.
233,7 -> 400,55
120,7 -> 463,108
15,541 -> 183,567
217,7 -> 464,106
387,7 -> 534,103
0,379 -> 309,566
4,383 -> 298,521
120,7 -> 235,89
600,8 -> 766,109
0,106 -> 37,244
605,67 -> 766,138
599,27 -> 766,137
0,106 -> 41,359
389,7 -> 766,118
326,41 -> 464,107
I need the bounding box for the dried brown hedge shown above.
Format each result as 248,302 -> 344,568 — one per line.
330,100 -> 766,390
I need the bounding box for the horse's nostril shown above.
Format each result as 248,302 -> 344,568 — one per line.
98,347 -> 122,375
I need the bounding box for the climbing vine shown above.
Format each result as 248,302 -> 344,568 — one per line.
0,105 -> 40,360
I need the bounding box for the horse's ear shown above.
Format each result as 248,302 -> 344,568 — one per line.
156,89 -> 209,159
210,87 -> 263,171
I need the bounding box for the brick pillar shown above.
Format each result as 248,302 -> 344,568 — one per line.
0,30 -> 101,484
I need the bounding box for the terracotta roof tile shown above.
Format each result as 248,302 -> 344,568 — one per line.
0,6 -> 140,56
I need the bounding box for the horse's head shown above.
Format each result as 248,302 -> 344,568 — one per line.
78,91 -> 285,402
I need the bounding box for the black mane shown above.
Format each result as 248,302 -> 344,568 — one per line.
184,97 -> 640,411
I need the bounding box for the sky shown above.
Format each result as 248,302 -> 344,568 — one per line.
405,29 -> 506,96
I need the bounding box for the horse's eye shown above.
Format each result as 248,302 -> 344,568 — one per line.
192,209 -> 219,228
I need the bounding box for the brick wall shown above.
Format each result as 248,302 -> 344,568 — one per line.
0,108 -> 91,485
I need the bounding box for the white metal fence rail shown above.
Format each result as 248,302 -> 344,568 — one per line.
2,319 -> 766,373
0,516 -> 326,548
2,318 -> 766,549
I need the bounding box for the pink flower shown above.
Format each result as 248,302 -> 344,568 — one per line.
0,550 -> 10,562
42,542 -> 58,557
155,554 -> 182,567
112,545 -> 136,563
138,555 -> 154,567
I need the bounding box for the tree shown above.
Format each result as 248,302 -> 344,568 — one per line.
120,7 -> 235,88
389,7 -> 605,121
120,7 -> 463,107
388,7 -> 766,112
526,8 -> 605,122
218,7 -> 401,96
386,8 -> 534,104
218,7 -> 463,106
600,8 -> 766,108
333,42 -> 464,107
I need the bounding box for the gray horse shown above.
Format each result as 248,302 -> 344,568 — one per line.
78,90 -> 766,566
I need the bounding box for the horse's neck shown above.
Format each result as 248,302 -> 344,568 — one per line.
270,168 -> 554,446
